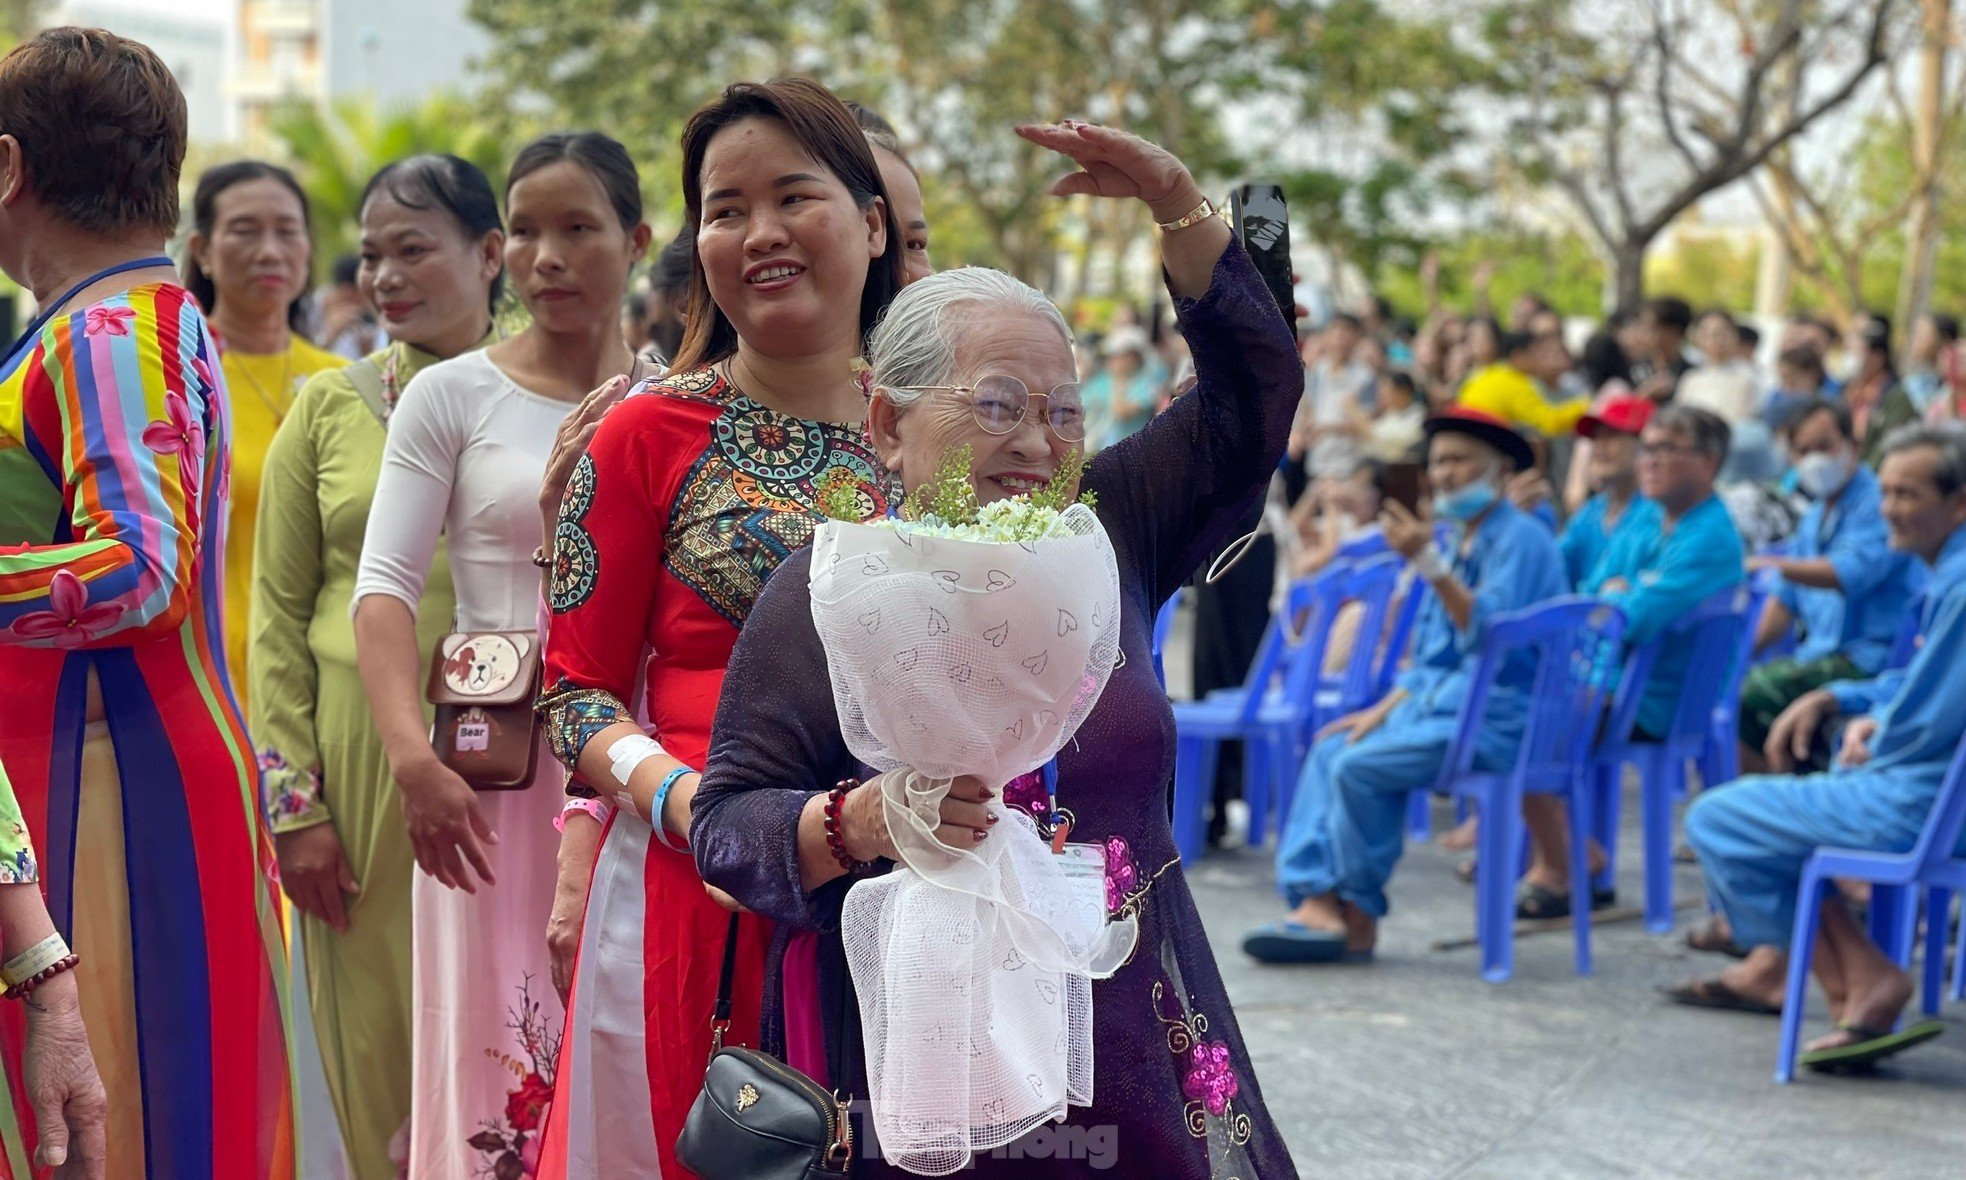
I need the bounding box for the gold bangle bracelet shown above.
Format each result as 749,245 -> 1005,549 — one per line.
1156,198 -> 1219,233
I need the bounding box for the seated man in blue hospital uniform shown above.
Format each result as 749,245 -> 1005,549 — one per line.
1517,404 -> 1745,919
1557,391 -> 1661,589
1667,426 -> 1966,1073
1244,407 -> 1566,964
1737,399 -> 1924,777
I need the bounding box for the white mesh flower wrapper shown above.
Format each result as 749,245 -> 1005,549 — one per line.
808,505 -> 1137,1176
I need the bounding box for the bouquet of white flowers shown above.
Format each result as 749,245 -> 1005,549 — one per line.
808,449 -> 1137,1176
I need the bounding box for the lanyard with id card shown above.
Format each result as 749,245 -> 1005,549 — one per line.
1039,759 -> 1110,921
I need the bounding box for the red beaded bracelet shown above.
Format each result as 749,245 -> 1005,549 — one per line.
823,779 -> 875,874
4,953 -> 79,1001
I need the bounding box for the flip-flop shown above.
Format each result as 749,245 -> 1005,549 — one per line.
1801,1021 -> 1944,1074
1685,918 -> 1750,959
1242,921 -> 1373,965
1514,881 -> 1618,921
1454,858 -> 1476,885
1802,1021 -> 1945,1073
1660,977 -> 1782,1016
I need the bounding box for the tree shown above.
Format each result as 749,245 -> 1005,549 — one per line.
268,95 -> 511,270
1892,0 -> 1958,332
1477,0 -> 1908,314
1746,0 -> 1965,327
465,0 -> 1484,303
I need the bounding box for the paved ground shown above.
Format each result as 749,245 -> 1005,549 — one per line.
1193,797 -> 1966,1179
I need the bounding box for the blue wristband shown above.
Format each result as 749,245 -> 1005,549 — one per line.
651,766 -> 692,854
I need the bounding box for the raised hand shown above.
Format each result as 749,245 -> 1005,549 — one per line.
1014,121 -> 1227,299
1015,122 -> 1200,218
1378,500 -> 1433,560
1506,470 -> 1553,512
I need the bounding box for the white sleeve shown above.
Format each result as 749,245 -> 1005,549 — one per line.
353,366 -> 460,618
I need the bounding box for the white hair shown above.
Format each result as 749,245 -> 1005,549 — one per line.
866,267 -> 1073,407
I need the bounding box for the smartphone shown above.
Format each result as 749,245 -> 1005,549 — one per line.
1230,182 -> 1295,336
1379,461 -> 1427,516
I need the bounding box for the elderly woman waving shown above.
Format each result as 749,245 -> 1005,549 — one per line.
692,123 -> 1301,1178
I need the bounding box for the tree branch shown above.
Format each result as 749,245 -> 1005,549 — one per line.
1648,11 -> 1707,172
1635,0 -> 1902,242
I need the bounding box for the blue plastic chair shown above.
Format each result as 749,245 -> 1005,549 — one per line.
1432,596 -> 1628,982
1151,587 -> 1185,690
1377,574 -> 1431,703
1591,585 -> 1758,933
1382,578 -> 1437,841
1262,554 -> 1405,837
1773,733 -> 1966,1082
1699,578 -> 1773,791
1336,530 -> 1391,561
1952,895 -> 1966,1004
1170,576 -> 1320,863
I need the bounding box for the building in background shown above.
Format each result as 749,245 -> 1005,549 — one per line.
234,0 -> 485,145
233,0 -> 318,143
320,0 -> 485,109
48,0 -> 230,138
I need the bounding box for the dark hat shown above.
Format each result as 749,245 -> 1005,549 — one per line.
1424,406 -> 1535,472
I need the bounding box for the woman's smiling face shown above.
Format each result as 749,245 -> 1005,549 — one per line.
873,308 -> 1084,507
695,116 -> 887,359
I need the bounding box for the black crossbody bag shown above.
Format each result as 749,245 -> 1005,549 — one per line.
677,913 -> 855,1178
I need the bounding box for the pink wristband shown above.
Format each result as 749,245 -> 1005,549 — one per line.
555,796 -> 616,832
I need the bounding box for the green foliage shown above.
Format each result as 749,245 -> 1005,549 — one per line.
894,443 -> 1093,527
464,0 -> 1485,286
1375,227 -> 1607,319
903,444 -> 981,524
269,95 -> 512,273
1792,105 -> 1966,319
1644,235 -> 1761,318
1030,447 -> 1093,513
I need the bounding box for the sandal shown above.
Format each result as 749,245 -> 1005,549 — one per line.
1660,977 -> 1781,1016
1514,881 -> 1617,921
1685,917 -> 1749,959
1241,921 -> 1373,965
1801,1021 -> 1944,1074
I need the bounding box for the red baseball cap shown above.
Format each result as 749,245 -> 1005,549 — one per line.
1577,389 -> 1654,439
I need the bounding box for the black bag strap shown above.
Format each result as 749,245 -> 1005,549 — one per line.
710,911 -> 742,1049
707,903 -> 855,1091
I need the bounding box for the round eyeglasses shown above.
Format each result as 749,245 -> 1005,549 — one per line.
894,374 -> 1087,443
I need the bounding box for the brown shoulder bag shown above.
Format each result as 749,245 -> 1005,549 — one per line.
426,630 -> 543,791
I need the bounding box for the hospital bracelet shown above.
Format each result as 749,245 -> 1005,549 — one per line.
555,796 -> 616,833
650,767 -> 692,854
0,934 -> 70,990
1410,545 -> 1451,583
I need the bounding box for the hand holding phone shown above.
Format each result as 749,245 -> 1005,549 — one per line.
1230,182 -> 1295,336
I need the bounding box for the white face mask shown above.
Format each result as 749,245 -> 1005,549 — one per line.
1795,450 -> 1855,499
